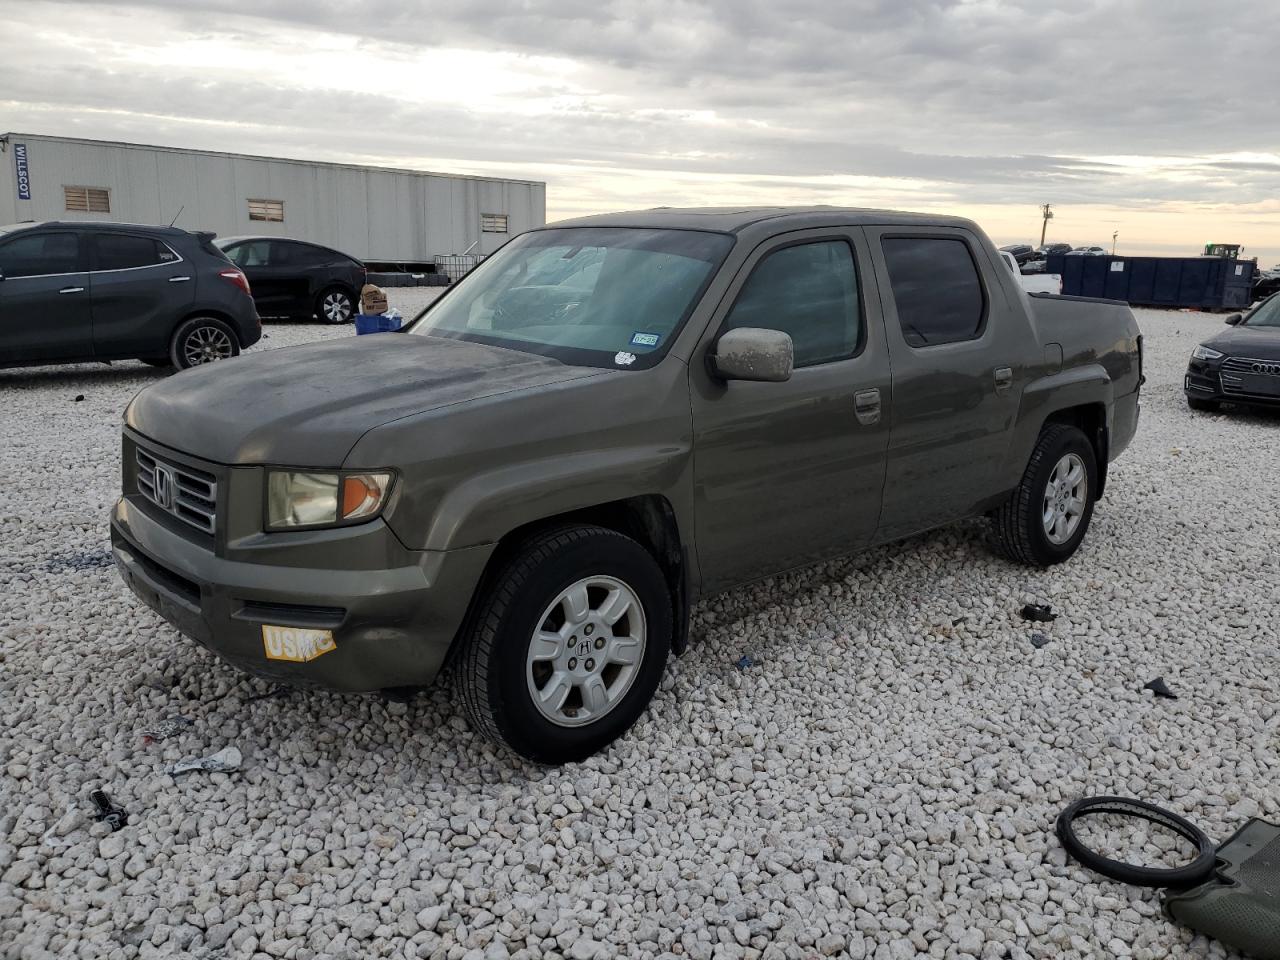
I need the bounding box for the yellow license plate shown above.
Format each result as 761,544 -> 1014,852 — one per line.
261,625 -> 336,663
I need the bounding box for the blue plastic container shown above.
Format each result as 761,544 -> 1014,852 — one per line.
354,313 -> 403,335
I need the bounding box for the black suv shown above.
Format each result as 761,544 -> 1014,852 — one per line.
0,221 -> 260,370
214,237 -> 366,323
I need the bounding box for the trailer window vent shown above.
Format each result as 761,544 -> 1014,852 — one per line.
64,186 -> 111,213
248,199 -> 285,222
481,213 -> 508,233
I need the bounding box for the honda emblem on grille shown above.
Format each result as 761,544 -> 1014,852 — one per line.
153,464 -> 175,510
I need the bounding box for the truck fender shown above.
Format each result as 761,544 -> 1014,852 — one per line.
1002,364 -> 1114,492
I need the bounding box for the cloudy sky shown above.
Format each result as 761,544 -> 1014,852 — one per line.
3,0 -> 1277,262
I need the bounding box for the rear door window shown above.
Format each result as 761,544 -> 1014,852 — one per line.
882,237 -> 986,347
92,234 -> 176,271
722,240 -> 862,367
0,232 -> 83,278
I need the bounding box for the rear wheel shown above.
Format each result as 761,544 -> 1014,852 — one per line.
991,423 -> 1097,566
316,287 -> 355,324
455,525 -> 672,764
170,317 -> 240,370
1186,396 -> 1221,412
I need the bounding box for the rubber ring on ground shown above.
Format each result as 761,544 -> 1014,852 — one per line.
1055,796 -> 1218,889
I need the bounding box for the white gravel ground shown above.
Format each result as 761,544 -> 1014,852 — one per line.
2,302 -> 1278,960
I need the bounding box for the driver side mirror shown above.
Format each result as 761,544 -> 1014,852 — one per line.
1225,313 -> 1243,325
709,327 -> 794,382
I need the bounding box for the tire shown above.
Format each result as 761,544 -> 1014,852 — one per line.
991,423 -> 1098,566
169,317 -> 241,370
456,525 -> 673,764
1187,396 -> 1220,412
315,286 -> 355,324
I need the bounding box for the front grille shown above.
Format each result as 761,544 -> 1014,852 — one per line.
1220,357 -> 1280,399
136,447 -> 218,535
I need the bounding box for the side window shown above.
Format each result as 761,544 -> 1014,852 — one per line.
230,241 -> 270,267
92,234 -> 175,271
882,237 -> 986,347
0,233 -> 82,278
269,242 -> 305,267
722,240 -> 861,367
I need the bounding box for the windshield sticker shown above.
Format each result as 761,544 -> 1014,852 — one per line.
630,332 -> 661,348
614,351 -> 637,366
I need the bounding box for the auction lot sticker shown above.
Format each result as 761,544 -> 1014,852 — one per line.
262,625 -> 336,662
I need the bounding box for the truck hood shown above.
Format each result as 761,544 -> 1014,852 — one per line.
126,335 -> 603,465
1203,325 -> 1280,361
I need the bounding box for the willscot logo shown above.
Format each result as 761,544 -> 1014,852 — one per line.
14,143 -> 31,200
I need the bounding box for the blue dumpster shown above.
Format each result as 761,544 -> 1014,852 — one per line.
1048,255 -> 1256,309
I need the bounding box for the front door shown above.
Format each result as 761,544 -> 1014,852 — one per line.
865,227 -> 1029,540
88,231 -> 196,358
690,230 -> 891,592
0,230 -> 92,363
226,240 -> 286,315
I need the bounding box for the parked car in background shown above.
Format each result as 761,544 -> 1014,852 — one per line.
1185,293 -> 1280,411
1068,246 -> 1108,256
113,206 -> 1142,763
1252,267 -> 1280,304
999,250 -> 1062,294
1037,243 -> 1073,258
0,221 -> 260,370
999,243 -> 1035,264
215,237 -> 365,324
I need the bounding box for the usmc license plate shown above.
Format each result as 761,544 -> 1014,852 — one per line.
261,625 -> 336,663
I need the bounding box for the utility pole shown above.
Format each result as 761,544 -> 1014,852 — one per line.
1039,204 -> 1053,247
1112,230 -> 1119,255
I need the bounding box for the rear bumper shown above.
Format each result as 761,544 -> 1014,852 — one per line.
111,496 -> 491,692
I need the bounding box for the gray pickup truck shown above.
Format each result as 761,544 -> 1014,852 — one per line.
112,207 -> 1142,763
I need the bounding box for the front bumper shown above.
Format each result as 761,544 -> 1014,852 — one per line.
1184,362 -> 1280,406
111,496 -> 491,692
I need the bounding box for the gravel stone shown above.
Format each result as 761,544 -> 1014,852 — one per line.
0,305 -> 1272,960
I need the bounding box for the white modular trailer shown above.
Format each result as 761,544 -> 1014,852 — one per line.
0,133 -> 546,261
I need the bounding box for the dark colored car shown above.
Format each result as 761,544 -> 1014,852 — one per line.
999,243 -> 1035,264
0,221 -> 260,370
1252,271 -> 1280,303
1037,243 -> 1073,257
1185,294 -> 1280,411
112,207 -> 1142,763
214,237 -> 365,324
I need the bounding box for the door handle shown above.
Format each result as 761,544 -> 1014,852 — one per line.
58,286 -> 85,294
994,366 -> 1014,393
168,276 -> 191,283
854,388 -> 881,426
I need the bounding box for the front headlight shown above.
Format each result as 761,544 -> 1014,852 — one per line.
266,470 -> 394,530
1192,345 -> 1224,361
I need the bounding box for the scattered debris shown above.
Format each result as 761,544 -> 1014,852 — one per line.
1144,677 -> 1178,700
166,746 -> 242,776
1030,632 -> 1051,649
735,655 -> 758,670
73,394 -> 85,402
90,790 -> 128,831
140,715 -> 193,744
1020,603 -> 1057,623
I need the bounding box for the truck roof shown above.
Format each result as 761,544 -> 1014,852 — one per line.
549,206 -> 979,235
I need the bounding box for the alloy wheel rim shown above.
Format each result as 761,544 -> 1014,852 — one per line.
183,326 -> 234,366
1042,452 -> 1087,545
525,575 -> 646,728
324,293 -> 352,322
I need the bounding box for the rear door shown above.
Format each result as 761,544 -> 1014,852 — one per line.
689,229 -> 891,591
0,230 -> 93,362
88,232 -> 195,359
866,227 -> 1029,540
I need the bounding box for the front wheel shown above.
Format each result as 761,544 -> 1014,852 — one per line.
316,287 -> 355,324
170,317 -> 241,370
991,423 -> 1098,566
455,525 -> 672,764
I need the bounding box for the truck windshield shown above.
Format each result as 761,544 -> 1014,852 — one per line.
406,227 -> 733,368
1245,296 -> 1280,327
